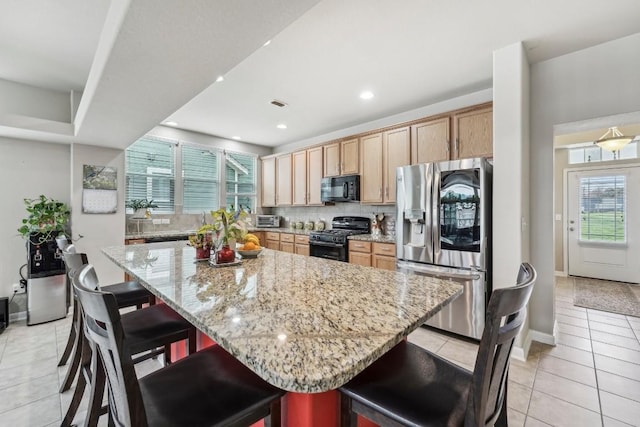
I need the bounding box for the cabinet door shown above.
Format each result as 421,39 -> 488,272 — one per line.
453,106 -> 493,159
292,151 -> 307,205
341,138 -> 359,175
349,252 -> 372,267
323,142 -> 341,177
411,117 -> 450,164
265,239 -> 280,251
372,242 -> 396,256
261,157 -> 276,207
295,244 -> 309,256
360,133 -> 384,203
276,154 -> 292,206
383,127 -> 410,204
373,255 -> 396,271
280,242 -> 295,253
307,147 -> 324,205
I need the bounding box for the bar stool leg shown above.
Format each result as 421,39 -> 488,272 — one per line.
84,349 -> 106,427
61,332 -> 91,427
59,331 -> 82,392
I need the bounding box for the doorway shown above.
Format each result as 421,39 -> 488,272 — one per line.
567,166 -> 640,283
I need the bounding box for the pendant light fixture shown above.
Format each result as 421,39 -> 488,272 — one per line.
594,126 -> 634,152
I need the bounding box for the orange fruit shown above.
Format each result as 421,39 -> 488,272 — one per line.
244,242 -> 257,250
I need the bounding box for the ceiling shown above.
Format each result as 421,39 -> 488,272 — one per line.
1,0 -> 640,149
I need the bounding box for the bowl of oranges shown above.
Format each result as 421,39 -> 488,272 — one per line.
237,234 -> 263,258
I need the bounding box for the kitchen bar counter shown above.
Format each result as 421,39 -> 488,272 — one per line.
102,240 -> 460,393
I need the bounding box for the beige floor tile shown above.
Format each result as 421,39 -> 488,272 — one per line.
524,416 -> 553,427
0,372 -> 59,414
508,409 -> 526,427
0,394 -> 61,427
537,354 -> 597,387
557,332 -> 592,352
0,341 -> 58,370
590,330 -> 640,351
0,339 -> 6,362
557,322 -> 591,339
0,356 -> 59,390
527,390 -> 601,427
533,370 -> 599,411
557,314 -> 589,328
435,340 -> 478,369
588,309 -> 627,320
407,327 -> 447,353
596,370 -> 640,402
588,312 -> 632,328
509,361 -> 537,388
600,391 -> 640,426
595,354 -> 640,381
592,341 -> 640,365
556,306 -> 588,320
603,416 -> 635,427
589,321 -> 636,339
507,381 -> 532,414
627,317 -> 640,329
539,343 -> 594,367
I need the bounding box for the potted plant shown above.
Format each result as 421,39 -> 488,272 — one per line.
189,225 -> 215,260
211,207 -> 248,263
18,195 -> 71,244
126,199 -> 159,219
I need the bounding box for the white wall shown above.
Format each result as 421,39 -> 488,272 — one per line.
0,137 -> 70,314
530,32 -> 640,335
70,144 -> 126,287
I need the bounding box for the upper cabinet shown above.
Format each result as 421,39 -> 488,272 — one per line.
383,127 -> 410,203
323,138 -> 359,177
453,105 -> 493,160
292,151 -> 307,206
360,133 -> 384,204
292,147 -> 324,206
276,154 -> 292,206
261,156 -> 276,207
411,117 -> 450,164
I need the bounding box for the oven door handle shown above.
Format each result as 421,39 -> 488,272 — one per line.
310,240 -> 343,248
320,254 -> 341,261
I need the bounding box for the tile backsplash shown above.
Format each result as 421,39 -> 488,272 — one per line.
271,204 -> 396,234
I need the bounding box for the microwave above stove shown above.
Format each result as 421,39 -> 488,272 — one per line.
321,175 -> 360,203
255,215 -> 280,228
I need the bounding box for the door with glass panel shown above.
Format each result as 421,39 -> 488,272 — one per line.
567,167 -> 640,283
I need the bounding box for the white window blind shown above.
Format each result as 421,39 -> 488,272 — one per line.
125,137 -> 175,212
579,175 -> 626,242
225,151 -> 257,213
182,145 -> 219,213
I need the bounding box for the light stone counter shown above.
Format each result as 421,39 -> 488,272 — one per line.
102,241 -> 461,393
348,233 -> 396,243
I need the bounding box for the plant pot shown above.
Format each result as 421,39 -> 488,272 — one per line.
132,208 -> 149,219
195,247 -> 211,260
216,244 -> 236,264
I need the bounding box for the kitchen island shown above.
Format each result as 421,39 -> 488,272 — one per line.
102,241 -> 462,426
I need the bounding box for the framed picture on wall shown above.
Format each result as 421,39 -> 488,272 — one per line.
82,165 -> 118,214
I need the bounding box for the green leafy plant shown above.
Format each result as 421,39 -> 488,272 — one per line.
188,225 -> 215,249
18,195 -> 71,244
125,199 -> 159,210
211,207 -> 248,246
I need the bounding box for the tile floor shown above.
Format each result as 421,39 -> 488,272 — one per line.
0,276 -> 638,426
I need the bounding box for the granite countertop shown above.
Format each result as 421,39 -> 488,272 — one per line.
252,227 -> 313,235
125,230 -> 196,241
348,234 -> 396,243
102,241 -> 461,393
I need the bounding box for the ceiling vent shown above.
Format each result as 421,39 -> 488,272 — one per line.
270,100 -> 288,108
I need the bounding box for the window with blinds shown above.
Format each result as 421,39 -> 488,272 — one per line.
125,137 -> 175,212
579,175 -> 626,242
225,151 -> 256,213
182,145 -> 219,213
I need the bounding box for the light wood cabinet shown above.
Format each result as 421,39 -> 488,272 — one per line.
292,151 -> 307,206
261,156 -> 276,207
372,242 -> 396,271
453,106 -> 493,159
383,127 -> 410,204
360,133 -> 384,203
276,154 -> 292,206
324,138 -> 359,177
307,147 -> 323,205
411,117 -> 450,164
280,232 -> 295,253
295,234 -> 309,256
349,251 -> 372,267
265,231 -> 280,251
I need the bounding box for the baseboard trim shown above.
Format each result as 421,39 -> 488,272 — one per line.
529,322 -> 558,346
9,311 -> 26,322
510,330 -> 532,362
555,270 -> 567,277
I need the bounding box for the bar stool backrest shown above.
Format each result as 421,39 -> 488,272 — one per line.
73,264 -> 148,427
466,262 -> 536,426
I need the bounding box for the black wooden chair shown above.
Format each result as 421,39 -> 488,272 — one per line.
339,262 -> 537,427
73,263 -> 285,427
61,261 -> 196,427
58,247 -> 155,392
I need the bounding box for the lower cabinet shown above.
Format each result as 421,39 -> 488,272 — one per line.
349,241 -> 372,266
265,232 -> 280,251
295,235 -> 309,256
349,240 -> 396,270
280,233 -> 295,254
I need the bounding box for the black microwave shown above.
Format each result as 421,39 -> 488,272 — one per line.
321,175 -> 360,203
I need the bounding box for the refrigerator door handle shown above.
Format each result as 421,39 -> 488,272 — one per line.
397,261 -> 481,281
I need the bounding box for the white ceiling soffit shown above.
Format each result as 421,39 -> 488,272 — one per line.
0,0 -> 321,148
167,0 -> 640,147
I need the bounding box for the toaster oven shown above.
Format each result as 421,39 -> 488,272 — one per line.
255,215 -> 281,228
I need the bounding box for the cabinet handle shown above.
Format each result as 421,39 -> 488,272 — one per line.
378,188 -> 382,198
336,162 -> 339,174
385,187 -> 389,198
455,137 -> 459,155
341,162 -> 344,173
446,140 -> 450,155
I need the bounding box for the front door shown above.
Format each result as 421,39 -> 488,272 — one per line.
567,167 -> 640,283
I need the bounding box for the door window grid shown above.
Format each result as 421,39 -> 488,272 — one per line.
225,151 -> 257,213
569,141 -> 638,164
579,175 -> 626,242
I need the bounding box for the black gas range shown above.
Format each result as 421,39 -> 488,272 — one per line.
309,216 -> 370,262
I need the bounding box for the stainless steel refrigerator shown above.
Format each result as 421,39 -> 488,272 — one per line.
396,157 -> 492,339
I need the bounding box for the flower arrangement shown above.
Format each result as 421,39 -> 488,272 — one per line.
188,225 -> 214,249
211,207 -> 248,246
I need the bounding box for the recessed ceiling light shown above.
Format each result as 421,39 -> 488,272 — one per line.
360,91 -> 374,100
277,124 -> 287,129
232,136 -> 242,140
163,121 -> 178,127
263,40 -> 271,47
215,76 -> 224,83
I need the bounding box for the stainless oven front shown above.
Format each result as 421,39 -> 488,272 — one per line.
309,241 -> 347,262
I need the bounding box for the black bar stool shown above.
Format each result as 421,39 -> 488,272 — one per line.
339,263 -> 537,427
74,263 -> 285,427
